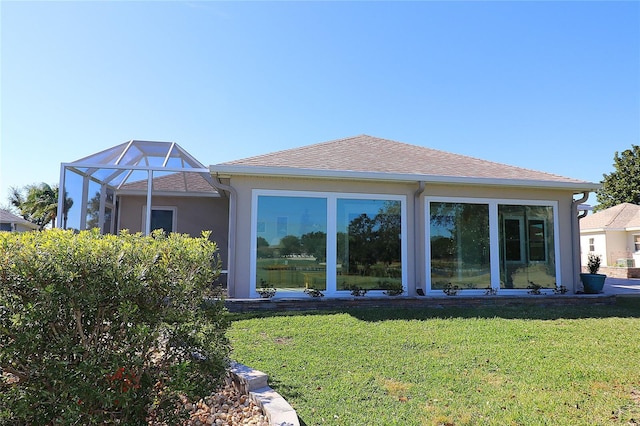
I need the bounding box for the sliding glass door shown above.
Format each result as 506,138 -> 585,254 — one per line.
427,198 -> 558,293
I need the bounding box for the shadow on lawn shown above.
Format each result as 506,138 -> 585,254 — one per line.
258,375 -> 309,426
227,296 -> 640,322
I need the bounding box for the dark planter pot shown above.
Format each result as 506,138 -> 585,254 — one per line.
580,273 -> 607,294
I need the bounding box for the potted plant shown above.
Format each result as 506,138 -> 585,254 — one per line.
580,253 -> 607,294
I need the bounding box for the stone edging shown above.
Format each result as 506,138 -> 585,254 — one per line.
226,361 -> 299,426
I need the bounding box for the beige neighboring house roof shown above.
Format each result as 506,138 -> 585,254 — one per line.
119,172 -> 219,195
0,209 -> 39,230
580,203 -> 640,231
211,135 -> 598,191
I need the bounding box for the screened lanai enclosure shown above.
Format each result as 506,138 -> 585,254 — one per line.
57,141 -> 229,252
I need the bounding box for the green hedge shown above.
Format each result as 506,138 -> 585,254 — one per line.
0,229 -> 229,424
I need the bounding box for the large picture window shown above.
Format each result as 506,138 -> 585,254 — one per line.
337,199 -> 402,291
499,205 -> 555,289
253,191 -> 406,296
429,202 -> 490,290
255,196 -> 328,292
427,198 -> 559,293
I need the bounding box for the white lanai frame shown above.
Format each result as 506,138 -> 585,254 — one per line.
57,140 -> 216,234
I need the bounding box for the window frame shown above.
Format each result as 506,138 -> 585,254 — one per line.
251,189 -> 408,298
141,205 -> 177,234
425,197 -> 560,295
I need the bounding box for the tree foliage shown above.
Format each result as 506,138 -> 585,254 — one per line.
343,201 -> 402,275
8,182 -> 73,229
0,229 -> 229,424
595,145 -> 640,212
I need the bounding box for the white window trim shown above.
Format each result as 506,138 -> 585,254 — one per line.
633,234 -> 640,253
425,197 -> 560,296
251,189 -> 408,298
141,205 -> 177,233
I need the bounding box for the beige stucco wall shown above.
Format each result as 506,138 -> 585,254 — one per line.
580,231 -> 607,267
117,195 -> 229,268
226,175 -> 581,298
580,230 -> 638,268
605,231 -> 629,266
627,232 -> 640,267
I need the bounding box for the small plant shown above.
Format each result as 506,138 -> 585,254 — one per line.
484,286 -> 498,296
383,281 -> 404,296
553,285 -> 568,294
257,279 -> 276,298
443,282 -> 459,296
304,288 -> 325,297
257,287 -> 276,298
527,281 -> 544,295
350,285 -> 368,297
587,253 -> 602,274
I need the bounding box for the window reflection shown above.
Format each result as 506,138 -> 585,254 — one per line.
337,200 -> 402,291
256,196 -> 328,291
429,202 -> 491,290
499,205 -> 555,288
255,194 -> 404,295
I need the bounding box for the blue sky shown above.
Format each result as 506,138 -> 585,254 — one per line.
1,1 -> 638,208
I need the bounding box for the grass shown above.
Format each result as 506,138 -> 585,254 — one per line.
256,258 -> 403,292
227,299 -> 640,425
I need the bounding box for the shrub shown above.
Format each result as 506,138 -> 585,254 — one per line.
587,253 -> 602,274
0,229 -> 229,424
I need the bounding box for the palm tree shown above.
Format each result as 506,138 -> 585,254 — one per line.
7,183 -> 73,230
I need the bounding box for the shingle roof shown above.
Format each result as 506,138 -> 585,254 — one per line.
215,135 -> 595,187
120,172 -> 218,194
580,203 -> 640,230
0,209 -> 38,227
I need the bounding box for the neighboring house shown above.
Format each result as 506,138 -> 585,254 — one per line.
61,135 -> 599,298
57,141 -> 229,269
579,203 -> 640,278
0,209 -> 40,232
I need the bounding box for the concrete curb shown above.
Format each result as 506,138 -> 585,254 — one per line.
227,361 -> 299,426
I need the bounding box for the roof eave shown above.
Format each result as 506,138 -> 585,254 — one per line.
115,189 -> 220,198
209,165 -> 601,192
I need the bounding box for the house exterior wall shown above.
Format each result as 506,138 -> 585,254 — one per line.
117,195 -> 230,267
227,175 -> 580,298
228,175 -> 418,298
425,184 -> 576,292
579,230 -> 635,268
605,230 -> 629,266
14,224 -> 37,232
1,222 -> 38,232
580,231 -> 607,266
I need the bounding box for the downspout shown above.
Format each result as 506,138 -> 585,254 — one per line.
572,192 -> 590,292
210,176 -> 237,298
414,181 -> 426,295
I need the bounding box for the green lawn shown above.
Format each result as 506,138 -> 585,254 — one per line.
227,299 -> 640,425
